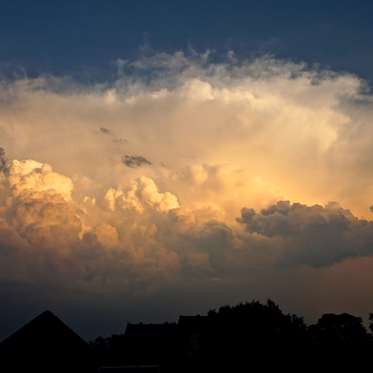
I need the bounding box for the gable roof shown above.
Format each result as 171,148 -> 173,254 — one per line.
0,310 -> 94,372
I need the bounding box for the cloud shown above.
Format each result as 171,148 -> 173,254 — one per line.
238,201 -> 373,266
0,159 -> 80,252
99,127 -> 111,135
2,51 -> 373,332
7,159 -> 74,201
122,155 -> 152,168
104,176 -> 179,214
0,147 -> 9,174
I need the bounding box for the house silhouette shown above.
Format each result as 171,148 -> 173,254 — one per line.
0,310 -> 94,373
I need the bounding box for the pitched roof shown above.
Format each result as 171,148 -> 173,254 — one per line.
0,310 -> 94,372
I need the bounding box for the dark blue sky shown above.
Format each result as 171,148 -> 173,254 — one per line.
0,0 -> 372,82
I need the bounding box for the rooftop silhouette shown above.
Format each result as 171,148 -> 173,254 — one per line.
0,310 -> 94,373
1,301 -> 373,372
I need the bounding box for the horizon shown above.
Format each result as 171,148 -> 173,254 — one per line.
2,298 -> 373,343
3,299 -> 372,372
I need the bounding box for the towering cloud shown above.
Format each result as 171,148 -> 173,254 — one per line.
2,52 -> 373,332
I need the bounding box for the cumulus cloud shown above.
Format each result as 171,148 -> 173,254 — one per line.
239,201 -> 373,266
104,176 -> 179,214
7,159 -> 74,201
2,51 -> 373,328
0,159 -> 80,251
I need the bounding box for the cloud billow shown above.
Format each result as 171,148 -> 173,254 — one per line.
2,52 -> 373,325
239,201 -> 373,266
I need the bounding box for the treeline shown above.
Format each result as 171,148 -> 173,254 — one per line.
90,300 -> 373,372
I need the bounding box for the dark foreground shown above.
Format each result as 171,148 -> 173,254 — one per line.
1,300 -> 373,372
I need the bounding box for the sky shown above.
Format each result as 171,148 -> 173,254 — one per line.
1,1 -> 373,340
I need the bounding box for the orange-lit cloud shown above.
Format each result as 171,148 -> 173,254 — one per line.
1,52 -> 373,321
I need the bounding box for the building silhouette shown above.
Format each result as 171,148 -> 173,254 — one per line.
0,310 -> 94,373
1,300 -> 373,372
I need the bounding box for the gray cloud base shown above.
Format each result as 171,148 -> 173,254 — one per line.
239,201 -> 373,267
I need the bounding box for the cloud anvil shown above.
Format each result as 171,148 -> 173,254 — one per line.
1,53 -> 373,337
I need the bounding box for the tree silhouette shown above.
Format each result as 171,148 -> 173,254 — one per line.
4,301 -> 373,373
